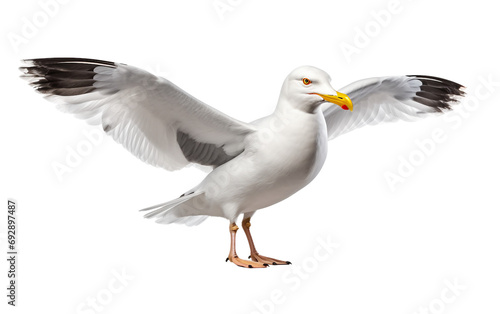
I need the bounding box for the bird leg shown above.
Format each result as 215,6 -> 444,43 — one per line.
242,217 -> 291,266
226,222 -> 268,268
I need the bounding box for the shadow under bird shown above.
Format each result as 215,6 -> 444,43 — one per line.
20,58 -> 465,268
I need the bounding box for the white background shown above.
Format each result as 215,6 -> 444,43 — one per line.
1,0 -> 499,313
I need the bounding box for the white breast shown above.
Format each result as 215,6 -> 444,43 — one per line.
256,109 -> 327,184
205,109 -> 328,214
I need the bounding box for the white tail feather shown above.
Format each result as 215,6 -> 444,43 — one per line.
140,191 -> 208,226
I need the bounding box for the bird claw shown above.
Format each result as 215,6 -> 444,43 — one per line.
250,253 -> 291,266
226,256 -> 268,268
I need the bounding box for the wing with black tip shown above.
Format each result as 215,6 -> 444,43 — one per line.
322,75 -> 465,139
21,58 -> 255,170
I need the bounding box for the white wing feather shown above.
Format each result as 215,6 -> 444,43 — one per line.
322,75 -> 464,139
21,58 -> 255,171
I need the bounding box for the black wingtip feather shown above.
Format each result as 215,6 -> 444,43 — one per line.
408,75 -> 465,113
23,57 -> 116,67
34,86 -> 96,96
20,57 -> 117,97
32,79 -> 96,89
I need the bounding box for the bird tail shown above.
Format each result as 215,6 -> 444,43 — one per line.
139,190 -> 208,226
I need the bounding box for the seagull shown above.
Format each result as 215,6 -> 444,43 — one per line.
20,58 -> 464,268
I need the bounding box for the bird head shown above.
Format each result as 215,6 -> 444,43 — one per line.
278,66 -> 353,113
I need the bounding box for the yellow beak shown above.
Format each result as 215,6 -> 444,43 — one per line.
315,92 -> 353,111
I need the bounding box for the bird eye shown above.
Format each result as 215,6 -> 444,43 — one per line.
302,78 -> 312,85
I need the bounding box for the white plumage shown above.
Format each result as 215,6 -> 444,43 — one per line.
21,58 -> 464,267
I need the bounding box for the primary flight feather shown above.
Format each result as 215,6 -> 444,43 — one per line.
21,58 -> 464,268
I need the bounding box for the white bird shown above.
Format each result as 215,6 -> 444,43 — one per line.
21,58 -> 464,268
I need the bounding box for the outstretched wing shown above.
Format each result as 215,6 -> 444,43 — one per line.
322,75 -> 465,139
21,58 -> 256,170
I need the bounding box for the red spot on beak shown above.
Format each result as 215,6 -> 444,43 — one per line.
341,105 -> 349,110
